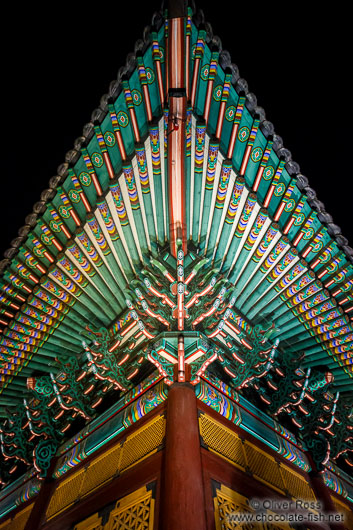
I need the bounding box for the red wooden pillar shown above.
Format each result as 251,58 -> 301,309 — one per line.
161,382 -> 207,530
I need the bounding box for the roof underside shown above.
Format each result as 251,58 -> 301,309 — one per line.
0,3 -> 352,482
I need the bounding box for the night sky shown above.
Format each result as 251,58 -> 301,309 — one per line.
2,2 -> 351,258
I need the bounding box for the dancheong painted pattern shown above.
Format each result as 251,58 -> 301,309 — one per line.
0,0 -> 352,496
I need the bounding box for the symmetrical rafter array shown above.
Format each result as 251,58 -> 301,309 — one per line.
0,3 -> 352,485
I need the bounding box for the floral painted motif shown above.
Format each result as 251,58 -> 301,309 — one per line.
213,85 -> 223,101
117,111 -> 129,128
146,67 -> 155,84
132,89 -> 142,106
79,171 -> 92,187
238,126 -> 250,143
263,166 -> 275,180
91,153 -> 103,168
251,147 -> 263,163
104,131 -> 116,147
201,64 -> 210,81
225,106 -> 236,121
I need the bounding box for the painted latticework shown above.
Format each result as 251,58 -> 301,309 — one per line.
120,414 -> 166,472
46,467 -> 86,519
47,414 -> 165,520
331,495 -> 353,530
197,377 -> 312,473
244,443 -> 285,494
214,485 -> 252,530
51,377 -> 166,479
79,443 -> 122,498
0,504 -> 32,530
200,412 -> 316,501
213,484 -> 292,530
199,412 -> 247,470
105,486 -> 154,530
278,465 -> 316,502
73,485 -> 155,530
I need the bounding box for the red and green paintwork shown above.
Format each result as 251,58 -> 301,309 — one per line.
0,1 -> 352,503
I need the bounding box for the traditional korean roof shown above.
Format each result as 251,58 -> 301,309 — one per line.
0,1 -> 352,485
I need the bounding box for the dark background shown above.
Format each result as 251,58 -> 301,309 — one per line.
1,2 -> 351,258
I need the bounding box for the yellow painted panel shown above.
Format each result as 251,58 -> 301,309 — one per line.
46,414 -> 165,521
105,486 -> 154,530
279,463 -> 315,501
119,415 -> 165,472
80,444 -> 122,498
46,468 -> 85,519
199,413 -> 247,470
213,483 -> 294,530
332,495 -> 353,530
0,504 -> 33,530
244,442 -> 285,494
